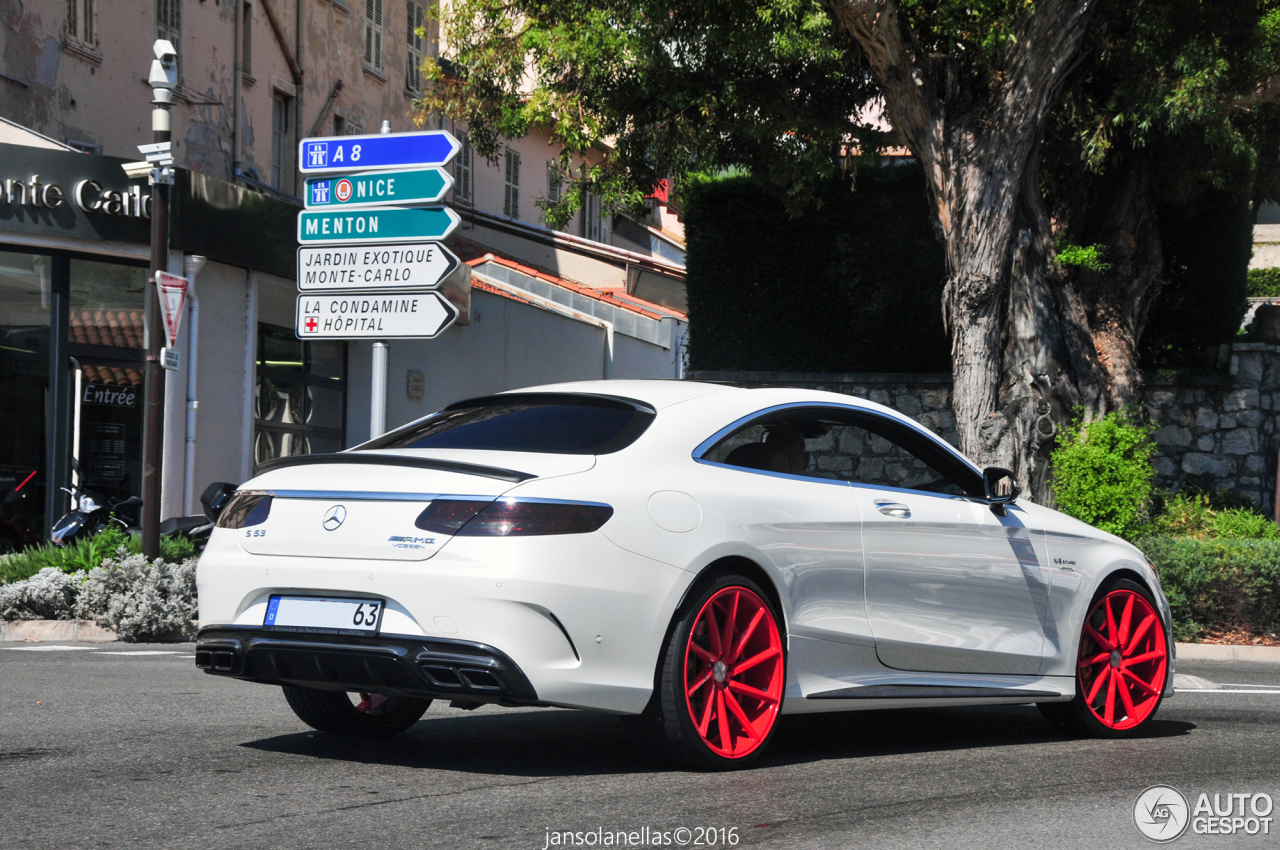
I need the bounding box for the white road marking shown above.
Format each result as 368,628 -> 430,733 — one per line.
1176,689 -> 1280,694
97,651 -> 181,656
1,645 -> 99,651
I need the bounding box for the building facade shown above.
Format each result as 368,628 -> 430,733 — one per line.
0,1 -> 689,551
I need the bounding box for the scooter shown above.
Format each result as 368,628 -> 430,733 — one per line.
50,484 -> 140,546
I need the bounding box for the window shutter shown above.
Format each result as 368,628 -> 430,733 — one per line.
406,2 -> 423,92
504,149 -> 521,218
547,163 -> 561,205
85,0 -> 95,43
374,0 -> 384,69
67,0 -> 78,40
455,134 -> 472,200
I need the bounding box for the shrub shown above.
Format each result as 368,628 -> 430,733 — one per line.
1,550 -> 197,642
1137,535 -> 1280,641
0,527 -> 197,585
1152,492 -> 1280,541
0,567 -> 83,621
1247,267 -> 1280,297
1050,409 -> 1157,539
75,552 -> 198,642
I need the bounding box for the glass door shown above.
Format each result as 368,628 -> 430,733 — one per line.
67,259 -> 149,528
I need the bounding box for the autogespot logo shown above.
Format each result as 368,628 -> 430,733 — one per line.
322,505 -> 347,531
1135,786 -> 1191,843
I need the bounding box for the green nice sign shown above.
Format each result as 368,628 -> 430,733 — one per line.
303,167 -> 454,210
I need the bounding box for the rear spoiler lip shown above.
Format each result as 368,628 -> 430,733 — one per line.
251,452 -> 535,483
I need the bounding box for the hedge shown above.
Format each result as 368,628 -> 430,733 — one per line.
682,166 -> 950,373
1137,535 -> 1280,642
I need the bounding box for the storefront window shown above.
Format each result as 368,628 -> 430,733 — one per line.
254,324 -> 346,468
0,251 -> 51,553
68,259 -> 148,525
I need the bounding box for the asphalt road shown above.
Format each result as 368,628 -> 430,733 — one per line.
1,644 -> 1277,850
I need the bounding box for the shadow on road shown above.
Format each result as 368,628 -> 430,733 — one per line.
240,703 -> 1195,777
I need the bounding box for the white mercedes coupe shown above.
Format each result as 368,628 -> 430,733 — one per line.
196,380 -> 1174,768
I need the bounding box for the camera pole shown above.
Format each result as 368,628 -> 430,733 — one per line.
141,45 -> 176,560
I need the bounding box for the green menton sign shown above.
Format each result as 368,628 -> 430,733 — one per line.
296,206 -> 460,245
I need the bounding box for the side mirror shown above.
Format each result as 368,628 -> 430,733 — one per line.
116,495 -> 144,508
200,481 -> 238,522
983,467 -> 1021,516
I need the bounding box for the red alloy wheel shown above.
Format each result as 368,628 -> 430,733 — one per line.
683,586 -> 784,759
1077,588 -> 1168,730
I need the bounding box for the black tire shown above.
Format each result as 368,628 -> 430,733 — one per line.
628,574 -> 786,770
1037,577 -> 1169,738
282,686 -> 430,737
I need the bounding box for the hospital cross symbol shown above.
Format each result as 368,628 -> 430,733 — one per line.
305,142 -> 329,168
305,317 -> 318,333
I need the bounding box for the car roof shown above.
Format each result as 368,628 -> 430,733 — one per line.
502,379 -> 744,409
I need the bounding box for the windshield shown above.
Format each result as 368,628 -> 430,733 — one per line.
361,393 -> 656,455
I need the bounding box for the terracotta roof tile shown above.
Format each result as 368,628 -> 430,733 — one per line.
465,253 -> 687,321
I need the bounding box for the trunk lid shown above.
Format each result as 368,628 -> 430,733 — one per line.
235,450 -> 593,560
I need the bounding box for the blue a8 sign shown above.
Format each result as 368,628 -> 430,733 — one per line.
298,130 -> 460,174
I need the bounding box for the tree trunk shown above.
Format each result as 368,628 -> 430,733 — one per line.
828,0 -> 1107,502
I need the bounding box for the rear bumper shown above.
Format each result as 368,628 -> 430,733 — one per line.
195,627 -> 541,705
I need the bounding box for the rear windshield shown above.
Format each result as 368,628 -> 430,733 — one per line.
361,393 -> 656,455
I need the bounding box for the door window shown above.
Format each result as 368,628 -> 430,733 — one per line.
701,405 -> 983,498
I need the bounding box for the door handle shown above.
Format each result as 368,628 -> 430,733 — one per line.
874,500 -> 911,518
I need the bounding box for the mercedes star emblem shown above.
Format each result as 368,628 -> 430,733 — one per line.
322,505 -> 347,531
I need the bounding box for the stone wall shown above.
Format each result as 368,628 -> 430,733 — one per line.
690,344 -> 1280,513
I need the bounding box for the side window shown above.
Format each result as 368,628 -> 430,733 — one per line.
701,406 -> 983,498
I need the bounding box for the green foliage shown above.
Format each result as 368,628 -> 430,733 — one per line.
0,528 -> 195,586
1050,410 -> 1157,539
1247,267 -> 1280,297
1153,491 -> 1280,541
1137,535 -> 1280,641
415,0 -> 877,221
1055,239 -> 1112,272
683,165 -> 949,373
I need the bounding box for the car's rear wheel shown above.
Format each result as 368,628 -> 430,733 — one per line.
1038,578 -> 1168,737
282,685 -> 431,737
632,575 -> 785,769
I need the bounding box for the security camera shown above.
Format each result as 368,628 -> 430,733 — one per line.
149,39 -> 178,89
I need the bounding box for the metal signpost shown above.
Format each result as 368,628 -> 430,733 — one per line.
294,124 -> 463,439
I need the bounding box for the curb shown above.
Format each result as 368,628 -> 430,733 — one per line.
0,619 -> 118,642
1176,642 -> 1280,663
0,619 -> 198,643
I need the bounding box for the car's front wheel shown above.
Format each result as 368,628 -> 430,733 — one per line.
634,575 -> 786,769
282,685 -> 431,737
1038,578 -> 1169,737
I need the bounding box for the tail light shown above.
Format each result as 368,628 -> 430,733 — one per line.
215,492 -> 273,529
415,498 -> 613,537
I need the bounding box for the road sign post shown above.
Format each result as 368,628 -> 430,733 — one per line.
295,124 -> 465,439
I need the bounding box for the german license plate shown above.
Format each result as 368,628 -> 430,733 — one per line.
264,595 -> 384,633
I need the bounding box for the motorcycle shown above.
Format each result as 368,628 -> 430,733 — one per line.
50,480 -> 239,552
